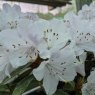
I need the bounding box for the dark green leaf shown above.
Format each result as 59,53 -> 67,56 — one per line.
26,77 -> 40,91
2,64 -> 31,84
12,75 -> 33,95
0,85 -> 9,92
64,81 -> 75,91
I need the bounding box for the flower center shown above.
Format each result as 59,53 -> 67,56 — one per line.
7,20 -> 18,29
43,29 -> 59,50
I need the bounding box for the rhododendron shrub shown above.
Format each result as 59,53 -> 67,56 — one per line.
0,2 -> 95,95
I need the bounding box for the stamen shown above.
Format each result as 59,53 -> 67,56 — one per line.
59,40 -> 71,50
19,56 -> 22,58
12,44 -> 16,48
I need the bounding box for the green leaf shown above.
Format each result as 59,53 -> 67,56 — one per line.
2,63 -> 31,84
26,77 -> 40,91
12,75 -> 33,95
64,81 -> 75,91
0,85 -> 9,92
37,13 -> 53,20
53,90 -> 69,95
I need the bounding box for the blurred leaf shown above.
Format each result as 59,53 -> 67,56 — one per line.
64,81 -> 75,91
54,90 -> 69,95
0,92 -> 10,95
3,68 -> 31,84
12,75 -> 33,95
37,13 -> 53,20
21,73 -> 42,94
0,85 -> 9,92
2,63 -> 31,84
26,77 -> 40,91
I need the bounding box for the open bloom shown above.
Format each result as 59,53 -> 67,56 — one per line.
0,29 -> 38,68
0,3 -> 22,31
63,12 -> 90,76
0,3 -> 39,83
78,2 -> 95,21
29,19 -> 72,59
64,12 -> 95,56
33,45 -> 77,95
0,29 -> 38,82
0,3 -> 39,31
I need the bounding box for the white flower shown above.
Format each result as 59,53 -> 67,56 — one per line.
73,22 -> 95,55
78,2 -> 95,21
0,3 -> 39,82
33,45 -> 77,95
64,12 -> 95,56
29,19 -> 72,59
82,70 -> 95,95
0,3 -> 22,31
78,5 -> 92,20
0,4 -> 39,82
0,29 -> 38,68
0,3 -> 39,32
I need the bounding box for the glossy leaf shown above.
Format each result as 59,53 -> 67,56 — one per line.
12,75 -> 33,95
2,63 -> 31,84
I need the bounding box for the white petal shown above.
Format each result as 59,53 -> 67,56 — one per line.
49,46 -> 76,81
74,46 -> 84,56
76,63 -> 85,76
4,64 -> 13,77
0,47 -> 9,71
80,42 -> 95,53
87,70 -> 95,83
37,39 -> 51,59
9,46 -> 37,68
82,83 -> 95,95
13,4 -> 21,13
3,3 -> 11,12
33,61 -> 46,81
82,83 -> 89,95
0,70 -> 6,83
0,29 -> 31,50
29,19 -> 49,43
60,65 -> 76,81
43,69 -> 58,95
79,52 -> 87,63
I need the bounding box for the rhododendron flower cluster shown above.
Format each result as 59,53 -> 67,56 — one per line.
0,2 -> 95,95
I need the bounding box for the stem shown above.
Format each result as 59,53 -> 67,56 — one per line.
30,55 -> 48,69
